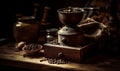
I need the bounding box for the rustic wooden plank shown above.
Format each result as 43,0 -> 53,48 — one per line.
0,43 -> 120,71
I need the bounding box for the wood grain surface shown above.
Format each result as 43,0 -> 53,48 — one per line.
0,42 -> 120,71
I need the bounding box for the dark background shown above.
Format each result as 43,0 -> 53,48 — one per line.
0,0 -> 119,46
0,0 -> 90,39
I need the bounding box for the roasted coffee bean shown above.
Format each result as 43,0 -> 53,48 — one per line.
48,59 -> 53,64
23,54 -> 27,57
40,58 -> 47,62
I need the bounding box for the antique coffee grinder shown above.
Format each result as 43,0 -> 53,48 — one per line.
57,7 -> 85,46
44,7 -> 96,63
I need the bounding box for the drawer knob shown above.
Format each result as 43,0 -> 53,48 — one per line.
58,52 -> 65,59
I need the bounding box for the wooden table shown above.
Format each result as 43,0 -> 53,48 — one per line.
0,42 -> 120,71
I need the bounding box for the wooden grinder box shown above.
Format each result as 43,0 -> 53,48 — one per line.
44,42 -> 97,63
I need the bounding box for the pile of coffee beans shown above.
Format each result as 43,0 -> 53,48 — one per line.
23,43 -> 41,51
40,57 -> 68,64
23,43 -> 42,57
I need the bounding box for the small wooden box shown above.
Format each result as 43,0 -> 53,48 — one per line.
44,42 -> 97,63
